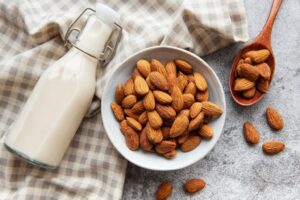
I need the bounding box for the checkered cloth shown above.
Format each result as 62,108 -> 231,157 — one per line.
0,0 -> 248,199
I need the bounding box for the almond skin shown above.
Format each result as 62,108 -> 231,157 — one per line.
134,76 -> 149,96
146,124 -> 163,144
120,120 -> 129,135
148,110 -> 163,129
111,102 -> 125,121
174,59 -> 193,74
194,72 -> 208,91
165,61 -> 177,75
115,83 -> 124,104
143,90 -> 155,111
162,127 -> 171,139
257,63 -> 271,80
202,101 -> 223,116
244,49 -> 270,64
146,76 -> 156,90
170,115 -> 189,138
190,102 -> 202,119
240,63 -> 260,81
124,77 -> 135,96
156,182 -> 173,200
198,124 -> 214,139
151,59 -> 167,78
122,95 -> 137,108
167,73 -> 177,94
188,112 -> 204,132
133,68 -> 142,79
122,122 -> 139,150
184,179 -> 206,193
184,82 -> 197,96
140,127 -> 153,152
177,133 -> 189,144
126,117 -> 142,131
180,136 -> 201,152
244,57 -> 252,64
149,72 -> 169,91
178,109 -> 190,118
153,90 -> 172,104
177,73 -> 189,91
234,78 -> 255,91
137,59 -> 151,78
155,140 -> 176,154
256,79 -> 269,93
195,90 -> 209,102
138,111 -> 148,125
235,59 -> 244,77
243,122 -> 259,144
171,86 -> 184,112
262,141 -> 285,155
124,108 -> 139,120
163,150 -> 177,159
131,100 -> 145,114
243,87 -> 256,99
156,104 -> 176,120
183,93 -> 195,109
266,107 -> 284,130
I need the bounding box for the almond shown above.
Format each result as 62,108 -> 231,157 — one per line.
137,59 -> 151,78
156,104 -> 176,120
165,61 -> 177,75
148,110 -> 163,129
138,111 -> 148,125
244,57 -> 252,64
146,123 -> 163,144
174,59 -> 193,74
240,63 -> 260,81
167,73 -> 177,94
257,63 -> 271,80
177,132 -> 189,144
143,90 -> 155,111
202,101 -> 223,116
140,127 -> 153,152
126,117 -> 142,131
124,109 -> 139,120
187,75 -> 195,82
266,107 -> 284,130
111,102 -> 125,121
244,49 -> 270,63
194,72 -> 208,91
184,82 -> 197,96
133,68 -> 142,79
122,122 -> 139,151
243,87 -> 256,99
131,100 -> 145,114
178,109 -> 190,118
177,72 -> 189,92
134,76 -> 149,96
153,90 -> 172,104
180,135 -> 201,152
262,141 -> 285,155
115,83 -> 124,104
149,72 -> 169,91
163,150 -> 177,159
170,115 -> 189,138
120,120 -> 129,135
256,79 -> 269,93
235,59 -> 244,77
156,182 -> 173,200
146,76 -> 156,90
188,112 -> 204,131
155,140 -> 176,154
183,93 -> 195,109
198,124 -> 214,139
162,127 -> 171,139
234,78 -> 255,91
184,179 -> 206,193
195,90 -> 209,102
122,95 -> 137,108
171,86 -> 184,112
151,59 -> 167,78
243,122 -> 259,144
190,102 -> 202,119
124,77 -> 135,96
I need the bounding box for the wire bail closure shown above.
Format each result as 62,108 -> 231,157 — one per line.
64,8 -> 122,65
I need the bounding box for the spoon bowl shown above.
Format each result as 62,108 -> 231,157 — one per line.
229,0 -> 282,106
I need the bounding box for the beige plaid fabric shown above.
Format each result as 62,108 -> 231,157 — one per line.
0,0 -> 248,199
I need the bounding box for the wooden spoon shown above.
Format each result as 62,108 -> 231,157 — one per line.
229,0 -> 283,106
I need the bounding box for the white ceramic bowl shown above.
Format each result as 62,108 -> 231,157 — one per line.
101,46 -> 226,171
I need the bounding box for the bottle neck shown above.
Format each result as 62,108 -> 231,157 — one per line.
75,15 -> 114,60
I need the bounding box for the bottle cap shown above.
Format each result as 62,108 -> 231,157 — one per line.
96,3 -> 120,25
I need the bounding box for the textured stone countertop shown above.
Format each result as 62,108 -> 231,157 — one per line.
122,1 -> 300,199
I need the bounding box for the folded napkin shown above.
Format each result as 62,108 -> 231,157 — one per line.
0,0 -> 248,199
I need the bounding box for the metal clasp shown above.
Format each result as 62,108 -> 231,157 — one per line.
64,8 -> 122,65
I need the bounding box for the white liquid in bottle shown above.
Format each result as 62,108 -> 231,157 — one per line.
4,4 -> 120,169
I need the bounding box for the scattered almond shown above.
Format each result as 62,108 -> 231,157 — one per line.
243,122 -> 259,144
262,141 -> 285,155
156,182 -> 173,200
266,107 -> 284,130
184,179 -> 206,193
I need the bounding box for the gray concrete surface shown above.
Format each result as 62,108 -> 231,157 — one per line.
122,1 -> 300,199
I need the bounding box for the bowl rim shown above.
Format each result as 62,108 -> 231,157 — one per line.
101,45 -> 226,171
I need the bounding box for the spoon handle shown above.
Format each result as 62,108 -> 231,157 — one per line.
256,0 -> 283,47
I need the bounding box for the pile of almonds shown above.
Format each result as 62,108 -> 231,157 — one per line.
234,49 -> 272,98
111,58 -> 223,159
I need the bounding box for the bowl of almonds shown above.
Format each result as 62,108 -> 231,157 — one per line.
101,46 -> 226,170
